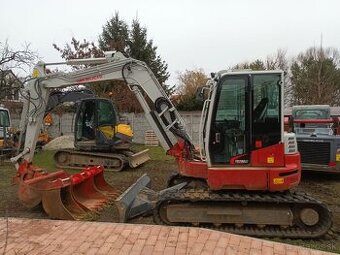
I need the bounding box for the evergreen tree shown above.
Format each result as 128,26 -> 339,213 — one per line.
128,19 -> 170,89
98,12 -> 129,52
97,13 -> 172,112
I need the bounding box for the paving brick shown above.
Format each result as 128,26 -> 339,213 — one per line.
196,231 -> 210,243
158,228 -> 170,240
149,225 -> 162,236
178,231 -> 188,242
163,246 -> 176,255
0,218 -> 335,255
131,238 -> 146,252
213,246 -> 225,255
286,250 -> 299,255
262,245 -> 274,255
169,227 -> 180,237
274,243 -> 288,255
108,248 -> 121,254
131,225 -> 143,234
175,246 -> 187,255
204,240 -> 218,250
141,245 -> 155,254
189,242 -> 205,255
239,238 -> 251,253
104,233 -> 119,243
118,244 -> 133,255
59,245 -> 79,255
97,243 -> 113,255
121,228 -> 132,238
188,228 -> 199,238
225,245 -> 239,255
298,249 -> 312,255
126,233 -> 139,244
166,235 -> 178,247
176,241 -> 187,250
187,236 -> 197,249
229,235 -> 241,246
85,247 -> 99,255
138,227 -> 151,240
249,248 -> 262,255
263,240 -> 275,248
110,236 -> 126,249
201,250 -> 213,255
77,242 -> 91,253
154,239 -> 167,252
217,236 -> 230,248
209,231 -> 221,241
145,234 -> 158,245
151,251 -> 164,255
251,239 -> 263,250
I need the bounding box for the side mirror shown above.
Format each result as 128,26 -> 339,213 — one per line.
195,86 -> 209,103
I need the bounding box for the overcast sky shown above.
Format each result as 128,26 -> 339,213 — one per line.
1,0 -> 340,85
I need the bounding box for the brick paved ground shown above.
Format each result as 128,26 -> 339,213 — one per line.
0,218 -> 335,255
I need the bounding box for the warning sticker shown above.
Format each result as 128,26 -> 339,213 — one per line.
267,156 -> 275,164
273,178 -> 284,185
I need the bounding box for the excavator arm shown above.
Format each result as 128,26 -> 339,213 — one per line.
11,51 -> 192,169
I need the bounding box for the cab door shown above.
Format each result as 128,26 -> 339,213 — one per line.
207,75 -> 251,165
206,72 -> 283,167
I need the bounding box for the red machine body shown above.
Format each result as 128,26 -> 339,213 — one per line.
169,141 -> 301,191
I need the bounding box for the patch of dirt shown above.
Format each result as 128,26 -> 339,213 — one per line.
2,160 -> 340,253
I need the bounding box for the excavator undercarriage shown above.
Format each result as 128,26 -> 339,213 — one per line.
153,188 -> 332,238
115,174 -> 332,239
54,148 -> 150,172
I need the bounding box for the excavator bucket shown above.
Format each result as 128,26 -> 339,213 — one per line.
115,174 -> 186,222
15,163 -> 120,220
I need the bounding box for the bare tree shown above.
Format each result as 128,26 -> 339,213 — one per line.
0,40 -> 39,100
53,37 -> 104,70
290,46 -> 340,106
232,49 -> 291,106
0,40 -> 38,78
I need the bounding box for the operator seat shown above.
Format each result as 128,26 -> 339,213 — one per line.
253,98 -> 268,122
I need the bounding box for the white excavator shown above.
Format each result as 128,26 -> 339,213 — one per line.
11,51 -> 332,238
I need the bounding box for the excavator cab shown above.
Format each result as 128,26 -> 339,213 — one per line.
181,70 -> 302,191
74,98 -> 133,151
207,71 -> 282,166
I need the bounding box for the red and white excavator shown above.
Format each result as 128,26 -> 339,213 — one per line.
11,51 -> 332,238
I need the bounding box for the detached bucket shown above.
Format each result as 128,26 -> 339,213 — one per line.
15,164 -> 118,220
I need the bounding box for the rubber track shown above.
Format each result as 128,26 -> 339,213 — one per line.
54,149 -> 128,171
153,188 -> 332,238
